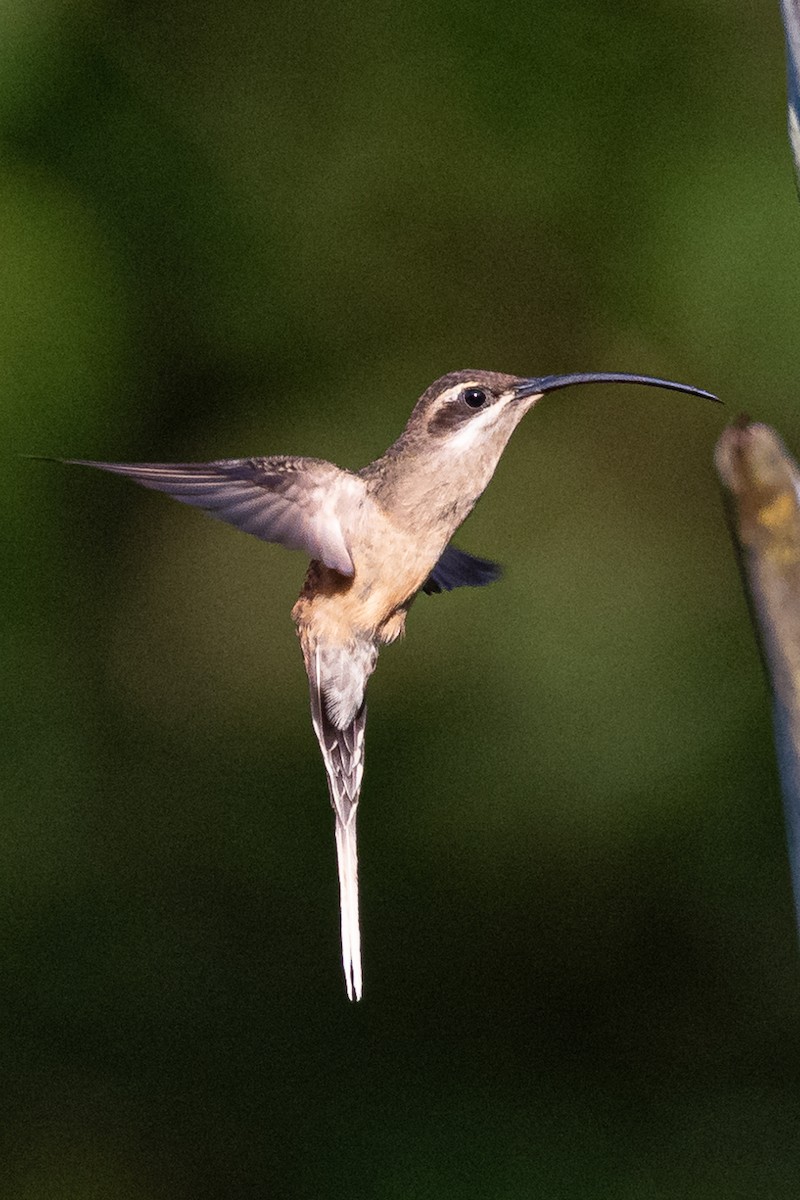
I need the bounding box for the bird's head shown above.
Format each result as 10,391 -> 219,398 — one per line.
400,368 -> 718,468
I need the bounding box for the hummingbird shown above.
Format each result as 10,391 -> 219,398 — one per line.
59,369 -> 717,999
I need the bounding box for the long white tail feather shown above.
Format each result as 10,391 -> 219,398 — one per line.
335,815 -> 362,1001
306,642 -> 372,999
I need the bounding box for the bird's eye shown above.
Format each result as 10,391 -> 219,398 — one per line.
463,387 -> 488,409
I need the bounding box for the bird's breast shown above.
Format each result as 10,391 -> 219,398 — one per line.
293,512 -> 443,647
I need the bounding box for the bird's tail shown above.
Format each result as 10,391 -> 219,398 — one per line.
334,811 -> 362,1002
306,642 -> 372,1000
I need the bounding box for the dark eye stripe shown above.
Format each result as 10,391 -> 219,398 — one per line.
426,385 -> 494,436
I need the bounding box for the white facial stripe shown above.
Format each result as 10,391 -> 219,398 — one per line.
437,383 -> 483,406
444,391 -> 513,452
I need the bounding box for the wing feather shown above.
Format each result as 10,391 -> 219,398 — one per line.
423,544 -> 502,594
67,457 -> 361,576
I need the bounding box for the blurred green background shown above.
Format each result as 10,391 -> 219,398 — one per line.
3,0 -> 800,1196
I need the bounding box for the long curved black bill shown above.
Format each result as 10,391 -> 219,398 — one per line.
514,372 -> 719,403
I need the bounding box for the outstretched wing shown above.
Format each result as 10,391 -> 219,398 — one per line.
67,456 -> 362,576
422,544 -> 503,594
